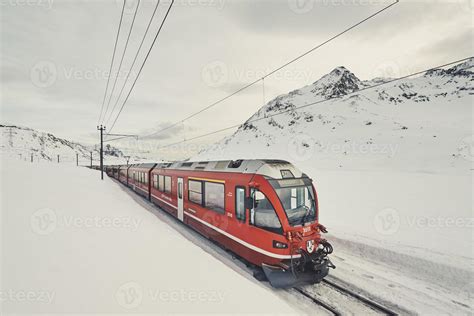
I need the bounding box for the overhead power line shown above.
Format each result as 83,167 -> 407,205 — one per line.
146,57 -> 473,151
104,0 -> 162,128
101,0 -> 142,126
107,0 -> 175,135
97,0 -> 126,125
140,0 -> 400,140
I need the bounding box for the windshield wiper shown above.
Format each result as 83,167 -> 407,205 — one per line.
300,206 -> 313,225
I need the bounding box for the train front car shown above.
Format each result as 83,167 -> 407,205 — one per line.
249,161 -> 335,288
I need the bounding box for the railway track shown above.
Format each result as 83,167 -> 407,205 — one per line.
294,278 -> 397,315
119,180 -> 400,315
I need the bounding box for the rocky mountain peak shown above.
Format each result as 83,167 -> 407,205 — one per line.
311,66 -> 362,99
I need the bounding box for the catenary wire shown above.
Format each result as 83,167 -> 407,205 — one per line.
97,0 -> 126,125
107,0 -> 175,135
140,0 -> 400,140
101,0 -> 141,126
141,57 -> 473,151
104,0 -> 162,128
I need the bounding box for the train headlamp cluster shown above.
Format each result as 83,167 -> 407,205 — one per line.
273,240 -> 288,249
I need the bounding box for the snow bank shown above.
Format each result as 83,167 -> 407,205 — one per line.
311,168 -> 473,262
0,157 -> 300,314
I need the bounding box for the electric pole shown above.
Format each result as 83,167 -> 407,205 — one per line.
125,155 -> 130,166
76,153 -> 79,166
31,153 -> 33,163
57,155 -> 59,163
90,152 -> 93,168
97,125 -> 106,180
8,127 -> 13,147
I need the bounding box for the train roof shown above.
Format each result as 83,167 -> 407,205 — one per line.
153,159 -> 306,180
121,160 -> 306,179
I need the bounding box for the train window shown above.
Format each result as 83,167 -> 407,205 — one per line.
189,180 -> 203,205
235,187 -> 246,221
158,175 -> 165,191
144,173 -> 148,184
164,176 -> 172,194
153,175 -> 158,189
250,189 -> 283,234
204,182 -> 225,214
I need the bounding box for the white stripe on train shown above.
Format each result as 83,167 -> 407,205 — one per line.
150,191 -> 300,260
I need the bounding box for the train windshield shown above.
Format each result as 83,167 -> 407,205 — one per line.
269,178 -> 317,226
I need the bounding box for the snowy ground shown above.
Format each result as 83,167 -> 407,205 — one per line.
1,155 -> 473,315
0,156 -> 303,314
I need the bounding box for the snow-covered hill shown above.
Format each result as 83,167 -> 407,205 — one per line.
194,59 -> 473,174
192,59 -> 473,273
0,124 -> 131,165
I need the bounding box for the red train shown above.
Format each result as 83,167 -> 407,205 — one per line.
105,159 -> 334,288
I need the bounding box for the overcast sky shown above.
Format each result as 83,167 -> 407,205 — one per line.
1,0 -> 472,160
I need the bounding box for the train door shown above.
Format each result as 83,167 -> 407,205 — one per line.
177,177 -> 184,221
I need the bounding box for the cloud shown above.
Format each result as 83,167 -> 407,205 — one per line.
417,29 -> 473,61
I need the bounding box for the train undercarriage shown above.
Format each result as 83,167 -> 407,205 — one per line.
258,240 -> 335,288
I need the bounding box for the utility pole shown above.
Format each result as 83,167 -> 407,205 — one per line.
97,125 -> 106,180
57,155 -> 59,163
31,153 -> 33,163
76,153 -> 79,166
90,152 -> 93,168
8,127 -> 13,147
125,155 -> 130,166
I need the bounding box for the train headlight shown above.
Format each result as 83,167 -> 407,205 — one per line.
273,241 -> 288,249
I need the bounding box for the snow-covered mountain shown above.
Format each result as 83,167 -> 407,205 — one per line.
194,59 -> 473,174
0,124 -> 131,164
